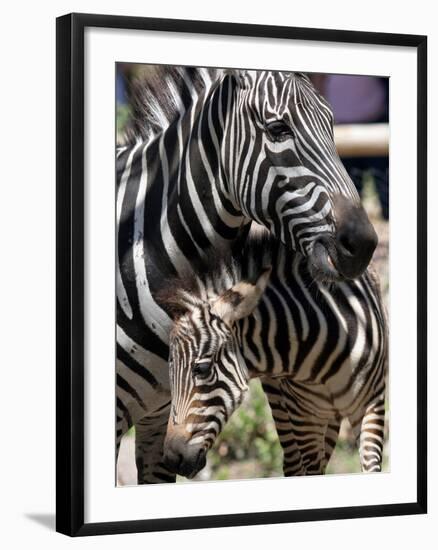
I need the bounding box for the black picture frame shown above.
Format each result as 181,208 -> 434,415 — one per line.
56,12 -> 427,537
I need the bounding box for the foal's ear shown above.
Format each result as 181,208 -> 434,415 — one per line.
211,268 -> 271,325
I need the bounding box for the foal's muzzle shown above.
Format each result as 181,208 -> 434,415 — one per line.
163,425 -> 207,479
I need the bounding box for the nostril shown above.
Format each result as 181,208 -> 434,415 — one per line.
338,233 -> 356,257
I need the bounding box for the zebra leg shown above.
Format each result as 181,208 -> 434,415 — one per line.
286,381 -> 341,474
135,406 -> 176,484
349,394 -> 386,473
264,378 -> 338,475
294,414 -> 340,475
284,398 -> 330,475
116,394 -> 133,460
116,348 -> 172,482
262,378 -> 305,476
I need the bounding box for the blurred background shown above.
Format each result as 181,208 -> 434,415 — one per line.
116,66 -> 389,484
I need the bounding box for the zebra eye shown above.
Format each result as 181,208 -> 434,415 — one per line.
193,360 -> 213,378
266,120 -> 293,142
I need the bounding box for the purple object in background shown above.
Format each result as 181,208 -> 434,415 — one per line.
325,75 -> 387,124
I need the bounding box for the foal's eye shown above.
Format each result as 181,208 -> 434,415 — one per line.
192,360 -> 212,378
266,120 -> 293,142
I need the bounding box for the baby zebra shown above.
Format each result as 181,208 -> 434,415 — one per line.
158,227 -> 388,479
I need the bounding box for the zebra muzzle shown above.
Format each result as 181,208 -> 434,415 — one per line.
163,426 -> 207,478
331,195 -> 378,279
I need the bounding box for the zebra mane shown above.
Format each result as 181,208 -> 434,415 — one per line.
156,225 -> 276,319
119,65 -> 223,146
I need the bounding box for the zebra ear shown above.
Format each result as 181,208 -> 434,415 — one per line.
211,267 -> 271,325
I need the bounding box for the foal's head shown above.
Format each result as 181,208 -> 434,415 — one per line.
159,267 -> 271,478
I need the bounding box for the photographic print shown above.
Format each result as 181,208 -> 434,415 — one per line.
115,64 -> 389,486
56,13 -> 426,535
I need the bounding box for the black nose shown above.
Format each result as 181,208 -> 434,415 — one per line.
335,211 -> 378,278
163,427 -> 207,478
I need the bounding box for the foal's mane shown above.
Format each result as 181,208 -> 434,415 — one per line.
119,65 -> 222,146
155,225 -> 276,319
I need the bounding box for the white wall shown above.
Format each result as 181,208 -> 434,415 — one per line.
0,0 -> 434,547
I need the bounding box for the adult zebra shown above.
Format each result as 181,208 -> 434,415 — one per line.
116,66 -> 378,483
159,226 -> 387,478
